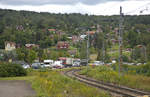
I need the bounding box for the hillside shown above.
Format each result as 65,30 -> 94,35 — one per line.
0,9 -> 150,62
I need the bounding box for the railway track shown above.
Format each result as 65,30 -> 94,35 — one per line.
64,69 -> 150,97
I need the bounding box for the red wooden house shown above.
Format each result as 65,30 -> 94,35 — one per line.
57,41 -> 69,49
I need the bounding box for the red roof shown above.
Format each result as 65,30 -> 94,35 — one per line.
48,29 -> 56,32
5,41 -> 16,46
59,57 -> 66,60
57,41 -> 69,49
86,31 -> 95,35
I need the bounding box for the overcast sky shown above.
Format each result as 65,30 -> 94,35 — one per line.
0,0 -> 150,15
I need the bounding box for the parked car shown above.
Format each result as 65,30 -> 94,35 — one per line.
43,59 -> 54,67
73,62 -> 80,67
136,63 -> 142,66
73,59 -> 80,67
105,63 -> 112,66
93,61 -> 104,66
31,63 -> 41,69
41,63 -> 52,68
80,59 -> 87,66
12,61 -> 30,69
123,62 -> 135,65
22,64 -> 30,69
40,63 -> 49,68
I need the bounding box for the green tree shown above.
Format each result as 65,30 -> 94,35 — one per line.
80,42 -> 87,59
26,50 -> 37,66
16,48 -> 25,61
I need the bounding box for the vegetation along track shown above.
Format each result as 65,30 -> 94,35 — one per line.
64,69 -> 150,97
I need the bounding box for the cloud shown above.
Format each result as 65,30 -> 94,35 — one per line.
0,0 -> 149,15
0,0 -> 127,6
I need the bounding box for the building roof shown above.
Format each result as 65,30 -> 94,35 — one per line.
80,35 -> 87,39
5,41 -> 16,46
86,31 -> 96,35
48,29 -> 56,32
57,41 -> 69,44
59,57 -> 66,60
57,41 -> 69,49
25,44 -> 39,48
72,35 -> 80,40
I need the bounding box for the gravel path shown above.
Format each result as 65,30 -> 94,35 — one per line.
0,80 -> 36,97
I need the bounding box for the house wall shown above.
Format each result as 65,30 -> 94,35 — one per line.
5,43 -> 16,51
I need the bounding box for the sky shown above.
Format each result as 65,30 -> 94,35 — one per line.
0,0 -> 150,15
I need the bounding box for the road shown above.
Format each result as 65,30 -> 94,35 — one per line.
0,80 -> 36,97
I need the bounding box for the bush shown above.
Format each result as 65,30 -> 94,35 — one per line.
0,62 -> 27,77
136,62 -> 150,76
112,63 -> 150,76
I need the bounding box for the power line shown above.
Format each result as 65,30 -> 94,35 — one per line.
139,7 -> 149,14
125,2 -> 150,15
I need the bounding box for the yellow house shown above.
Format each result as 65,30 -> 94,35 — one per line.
5,41 -> 16,51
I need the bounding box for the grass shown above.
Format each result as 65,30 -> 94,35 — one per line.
32,70 -> 110,97
80,66 -> 150,92
0,68 -> 110,97
0,76 -> 35,80
108,50 -> 131,57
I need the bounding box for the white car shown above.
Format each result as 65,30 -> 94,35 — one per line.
22,64 -> 30,69
41,63 -> 52,68
73,62 -> 80,67
136,63 -> 142,66
92,61 -> 104,66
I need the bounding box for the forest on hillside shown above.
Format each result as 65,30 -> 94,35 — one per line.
0,9 -> 150,62
0,9 -> 150,47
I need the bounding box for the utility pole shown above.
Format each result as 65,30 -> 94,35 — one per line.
118,6 -> 124,76
87,30 -> 89,66
102,39 -> 105,65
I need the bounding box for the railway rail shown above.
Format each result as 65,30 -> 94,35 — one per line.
64,69 -> 150,97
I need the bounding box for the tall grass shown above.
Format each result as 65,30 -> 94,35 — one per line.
80,66 -> 150,92
30,70 -> 110,97
0,68 -> 110,97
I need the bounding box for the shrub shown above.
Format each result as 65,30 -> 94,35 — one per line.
136,62 -> 150,76
0,62 -> 27,77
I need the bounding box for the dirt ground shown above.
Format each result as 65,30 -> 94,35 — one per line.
0,80 -> 36,97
